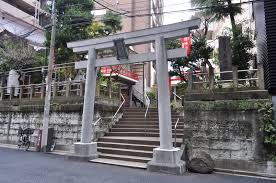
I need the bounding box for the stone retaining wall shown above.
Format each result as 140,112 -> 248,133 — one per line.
0,97 -> 119,151
181,99 -> 268,161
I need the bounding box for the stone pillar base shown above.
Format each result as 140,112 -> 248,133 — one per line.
66,142 -> 98,161
147,147 -> 186,175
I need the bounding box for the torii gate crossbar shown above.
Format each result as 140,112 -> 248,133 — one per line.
67,19 -> 200,174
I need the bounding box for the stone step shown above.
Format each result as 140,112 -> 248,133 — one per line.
98,137 -> 160,146
124,108 -> 158,111
122,114 -> 181,118
116,121 -> 184,126
98,153 -> 152,163
90,158 -> 147,169
98,137 -> 182,146
97,141 -> 157,151
119,117 -> 182,121
123,110 -> 178,114
113,125 -> 184,129
110,128 -> 183,134
98,147 -> 153,158
105,132 -> 183,138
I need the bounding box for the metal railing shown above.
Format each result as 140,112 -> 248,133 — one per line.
174,118 -> 180,148
144,93 -> 150,118
172,92 -> 182,100
94,117 -> 102,126
184,68 -> 262,91
112,94 -> 125,120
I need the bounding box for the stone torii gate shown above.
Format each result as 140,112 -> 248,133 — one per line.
67,19 -> 200,174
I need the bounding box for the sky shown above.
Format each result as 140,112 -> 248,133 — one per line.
163,0 -> 194,25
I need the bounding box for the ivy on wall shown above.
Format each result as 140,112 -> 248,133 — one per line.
258,103 -> 276,145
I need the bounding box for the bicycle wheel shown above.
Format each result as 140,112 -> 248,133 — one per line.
24,141 -> 30,151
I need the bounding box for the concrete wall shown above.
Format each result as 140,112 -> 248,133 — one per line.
181,100 -> 267,162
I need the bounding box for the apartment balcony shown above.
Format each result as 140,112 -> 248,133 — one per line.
0,0 -> 43,28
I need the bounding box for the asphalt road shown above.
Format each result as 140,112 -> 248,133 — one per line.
0,147 -> 275,183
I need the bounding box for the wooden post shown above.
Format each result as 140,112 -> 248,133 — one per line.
209,68 -> 214,91
29,85 -> 34,100
65,81 -> 71,97
0,87 -> 3,101
9,87 -> 13,100
80,81 -> 84,97
52,82 -> 57,98
232,66 -> 238,89
40,85 -> 45,99
257,63 -> 265,90
19,86 -> 23,100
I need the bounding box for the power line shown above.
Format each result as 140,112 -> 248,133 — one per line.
93,0 -> 130,16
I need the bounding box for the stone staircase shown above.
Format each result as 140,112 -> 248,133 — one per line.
90,108 -> 183,169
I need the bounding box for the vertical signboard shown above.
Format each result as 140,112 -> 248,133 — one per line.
181,35 -> 192,57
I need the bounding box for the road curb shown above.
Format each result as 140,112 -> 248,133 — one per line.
214,168 -> 276,179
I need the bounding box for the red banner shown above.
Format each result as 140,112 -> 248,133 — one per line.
181,35 -> 192,57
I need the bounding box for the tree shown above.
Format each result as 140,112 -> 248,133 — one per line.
45,0 -> 122,64
191,0 -> 242,35
192,0 -> 254,72
0,32 -> 37,72
168,35 -> 213,82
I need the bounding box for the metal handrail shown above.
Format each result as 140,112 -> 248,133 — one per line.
144,93 -> 150,118
174,118 -> 180,148
172,92 -> 182,100
94,118 -> 102,126
112,93 -> 125,120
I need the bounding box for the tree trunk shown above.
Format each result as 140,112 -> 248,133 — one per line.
227,0 -> 237,37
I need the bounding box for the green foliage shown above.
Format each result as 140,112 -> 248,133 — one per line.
231,28 -> 254,70
147,86 -> 157,99
45,0 -> 122,64
258,103 -> 276,145
167,36 -> 213,80
0,37 -> 37,72
192,0 -> 254,72
191,0 -> 242,23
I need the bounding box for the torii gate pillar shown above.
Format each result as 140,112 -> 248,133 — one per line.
147,36 -> 185,174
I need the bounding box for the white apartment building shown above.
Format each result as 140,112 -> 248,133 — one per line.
0,0 -> 49,47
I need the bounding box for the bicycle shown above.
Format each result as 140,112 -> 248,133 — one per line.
17,127 -> 34,151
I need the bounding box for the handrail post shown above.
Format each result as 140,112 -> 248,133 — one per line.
29,85 -> 34,100
80,80 -> 85,97
232,66 -> 238,89
65,81 -> 71,97
9,87 -> 14,100
0,87 -> 3,101
257,63 -> 265,90
19,86 -> 23,100
52,82 -> 57,98
40,85 -> 45,99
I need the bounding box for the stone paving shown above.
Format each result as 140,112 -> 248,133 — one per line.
0,147 -> 275,183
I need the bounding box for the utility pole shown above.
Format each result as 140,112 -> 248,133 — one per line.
41,0 -> 56,152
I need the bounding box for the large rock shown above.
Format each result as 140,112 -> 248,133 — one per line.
187,151 -> 215,174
